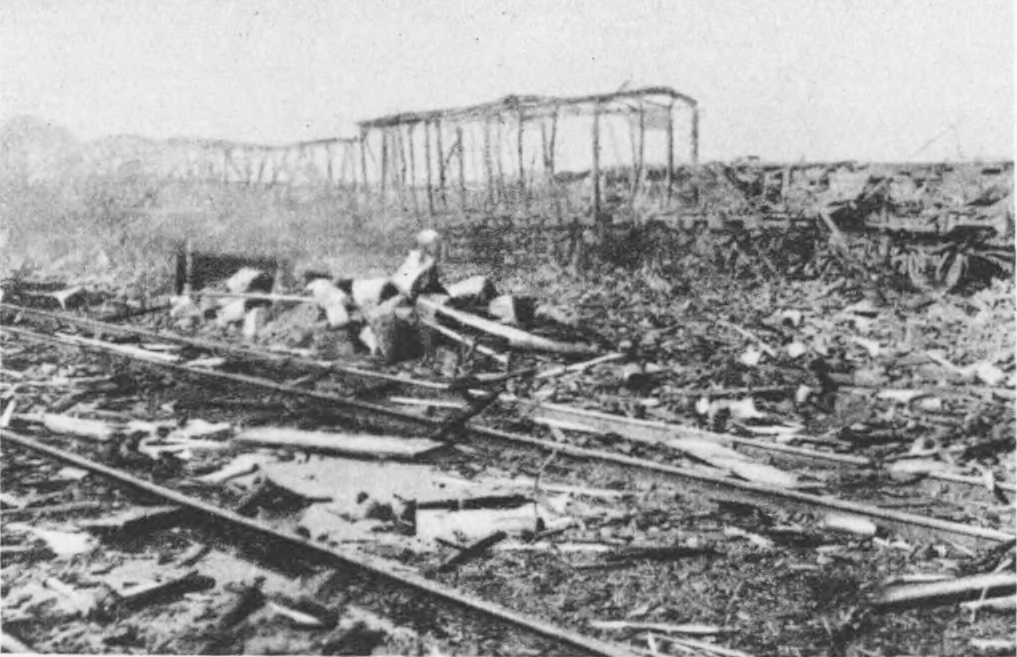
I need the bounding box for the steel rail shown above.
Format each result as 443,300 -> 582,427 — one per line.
0,304 -> 447,391
4,323 -> 1012,545
0,429 -> 635,657
0,305 -> 897,467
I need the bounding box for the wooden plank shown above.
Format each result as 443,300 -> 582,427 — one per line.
417,298 -> 598,356
236,426 -> 445,460
873,572 -> 1016,608
519,401 -> 871,467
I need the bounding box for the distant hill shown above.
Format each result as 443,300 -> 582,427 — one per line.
0,116 -> 187,186
0,115 -> 82,185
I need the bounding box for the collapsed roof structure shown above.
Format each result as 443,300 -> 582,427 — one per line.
149,87 -> 700,221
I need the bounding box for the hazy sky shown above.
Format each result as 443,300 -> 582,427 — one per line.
1,0 -> 1013,161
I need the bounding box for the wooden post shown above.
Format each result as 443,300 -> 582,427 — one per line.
483,118 -> 495,211
407,123 -> 419,215
517,109 -> 527,211
592,102 -> 602,232
359,128 -> 369,206
457,125 -> 467,213
435,119 -> 446,209
269,149 -> 281,188
549,109 -> 560,221
396,126 -> 408,209
666,101 -> 675,203
325,143 -> 334,191
691,106 -> 700,165
341,142 -> 355,210
183,238 -> 194,295
691,106 -> 700,207
424,120 -> 435,219
540,120 -> 550,217
380,128 -> 389,204
256,150 -> 267,186
495,117 -> 505,208
632,101 -> 645,207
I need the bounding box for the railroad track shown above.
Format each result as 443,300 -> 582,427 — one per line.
4,303 -> 1016,655
3,304 -> 1012,548
0,428 -> 634,657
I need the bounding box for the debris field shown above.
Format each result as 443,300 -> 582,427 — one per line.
1,163 -> 1015,657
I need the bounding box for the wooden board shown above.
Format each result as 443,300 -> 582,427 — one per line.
236,426 -> 445,460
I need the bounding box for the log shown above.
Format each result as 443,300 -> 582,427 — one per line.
235,427 -> 444,460
872,572 -> 1016,608
417,297 -> 598,356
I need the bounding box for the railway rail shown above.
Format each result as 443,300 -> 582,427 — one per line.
3,300 -> 1015,656
2,304 -> 1012,547
0,428 -> 635,657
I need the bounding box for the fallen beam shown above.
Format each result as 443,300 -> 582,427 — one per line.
417,297 -> 599,356
235,426 -> 444,459
872,572 -> 1017,608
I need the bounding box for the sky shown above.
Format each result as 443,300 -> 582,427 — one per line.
1,0 -> 1013,161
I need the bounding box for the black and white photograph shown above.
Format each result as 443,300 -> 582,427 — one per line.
0,1 -> 1014,655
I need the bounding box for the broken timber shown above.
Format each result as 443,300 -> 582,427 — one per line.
417,297 -> 599,356
236,427 -> 444,460
6,319 -> 1014,546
